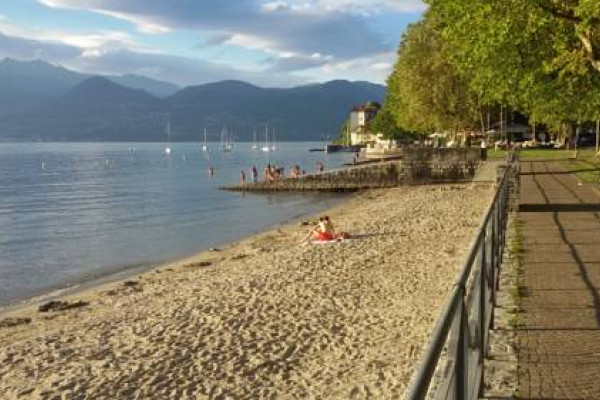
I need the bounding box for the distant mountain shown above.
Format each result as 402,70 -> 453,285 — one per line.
0,58 -> 179,116
1,77 -> 166,141
59,76 -> 162,108
0,60 -> 386,141
166,79 -> 386,141
0,58 -> 86,115
107,74 -> 179,98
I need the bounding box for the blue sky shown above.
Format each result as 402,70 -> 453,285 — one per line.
0,0 -> 425,87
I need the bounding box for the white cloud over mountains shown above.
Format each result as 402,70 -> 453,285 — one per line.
37,0 -> 394,60
262,0 -> 426,15
0,0 -> 424,85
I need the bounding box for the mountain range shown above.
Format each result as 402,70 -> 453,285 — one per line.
0,58 -> 386,141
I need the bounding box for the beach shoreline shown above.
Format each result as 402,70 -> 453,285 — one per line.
0,193 -> 351,316
0,183 -> 495,398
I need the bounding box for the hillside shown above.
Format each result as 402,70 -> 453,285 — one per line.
166,79 -> 386,141
1,77 -> 166,141
0,60 -> 385,141
0,58 -> 179,116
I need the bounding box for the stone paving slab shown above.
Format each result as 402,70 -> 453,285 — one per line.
522,234 -> 600,245
521,289 -> 599,308
516,160 -> 600,399
522,263 -> 600,290
519,362 -> 600,400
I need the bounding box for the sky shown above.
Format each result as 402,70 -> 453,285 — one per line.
0,0 -> 425,87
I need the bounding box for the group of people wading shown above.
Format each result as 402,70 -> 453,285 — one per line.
239,161 -> 326,183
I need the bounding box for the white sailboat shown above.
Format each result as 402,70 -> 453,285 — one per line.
271,127 -> 276,151
261,125 -> 270,152
202,127 -> 208,151
165,120 -> 172,154
252,129 -> 258,149
222,127 -> 233,152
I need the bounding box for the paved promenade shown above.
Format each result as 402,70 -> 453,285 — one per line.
517,160 -> 600,399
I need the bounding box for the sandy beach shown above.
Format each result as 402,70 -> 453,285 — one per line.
0,183 -> 494,399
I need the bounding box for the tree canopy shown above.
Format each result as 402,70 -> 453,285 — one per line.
378,0 -> 600,138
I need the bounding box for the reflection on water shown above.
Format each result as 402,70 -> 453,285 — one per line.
0,142 -> 351,305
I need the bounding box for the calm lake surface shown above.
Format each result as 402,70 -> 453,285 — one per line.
0,142 -> 351,306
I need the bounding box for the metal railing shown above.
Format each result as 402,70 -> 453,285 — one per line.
405,152 -> 518,400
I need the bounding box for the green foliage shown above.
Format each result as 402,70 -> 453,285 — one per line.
378,0 -> 600,140
371,107 -> 409,139
427,0 -> 600,129
380,13 -> 481,135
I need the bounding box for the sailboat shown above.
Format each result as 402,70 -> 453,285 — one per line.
165,120 -> 172,154
261,125 -> 270,152
271,127 -> 276,151
222,127 -> 233,152
202,127 -> 208,151
252,129 -> 258,149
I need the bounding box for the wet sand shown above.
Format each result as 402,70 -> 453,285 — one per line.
0,184 -> 494,399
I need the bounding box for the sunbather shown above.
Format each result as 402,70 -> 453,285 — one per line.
301,216 -> 351,244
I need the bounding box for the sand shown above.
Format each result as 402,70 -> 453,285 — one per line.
0,184 -> 494,399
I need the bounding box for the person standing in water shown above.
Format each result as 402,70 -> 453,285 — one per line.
251,165 -> 258,182
208,166 -> 214,177
240,170 -> 246,183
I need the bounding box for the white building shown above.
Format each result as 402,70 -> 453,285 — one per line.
348,103 -> 380,145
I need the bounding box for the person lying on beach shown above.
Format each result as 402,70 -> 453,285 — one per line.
324,216 -> 352,240
300,218 -> 332,244
301,216 -> 351,244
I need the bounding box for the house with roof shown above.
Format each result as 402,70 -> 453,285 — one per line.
349,102 -> 380,145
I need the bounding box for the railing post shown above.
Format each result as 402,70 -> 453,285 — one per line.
479,234 -> 487,396
480,230 -> 488,338
455,290 -> 468,400
491,206 -> 497,291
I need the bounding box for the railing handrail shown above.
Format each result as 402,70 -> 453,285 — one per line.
404,154 -> 517,399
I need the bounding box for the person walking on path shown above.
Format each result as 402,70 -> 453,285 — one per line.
480,138 -> 487,160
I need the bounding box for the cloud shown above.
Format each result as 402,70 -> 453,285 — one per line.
312,51 -> 396,83
0,19 -> 139,53
0,31 -> 81,62
3,0 -> 421,85
36,0 -> 400,65
0,27 -> 307,87
262,0 -> 427,15
265,52 -> 333,72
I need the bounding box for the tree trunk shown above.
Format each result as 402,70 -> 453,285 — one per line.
596,119 -> 600,158
479,109 -> 486,136
500,105 -> 503,142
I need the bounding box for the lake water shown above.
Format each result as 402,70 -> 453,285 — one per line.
0,142 -> 351,306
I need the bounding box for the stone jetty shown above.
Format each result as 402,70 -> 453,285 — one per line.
222,148 -> 482,192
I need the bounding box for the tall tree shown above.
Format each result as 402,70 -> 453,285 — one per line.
429,0 -> 600,131
383,14 -> 480,135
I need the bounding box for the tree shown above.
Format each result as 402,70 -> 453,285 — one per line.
428,0 -> 600,134
371,107 -> 412,140
381,13 -> 480,135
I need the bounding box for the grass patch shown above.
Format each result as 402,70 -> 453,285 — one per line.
558,150 -> 600,183
489,148 -> 576,160
488,149 -> 509,159
492,146 -> 600,183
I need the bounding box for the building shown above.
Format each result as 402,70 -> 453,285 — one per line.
348,102 -> 380,145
